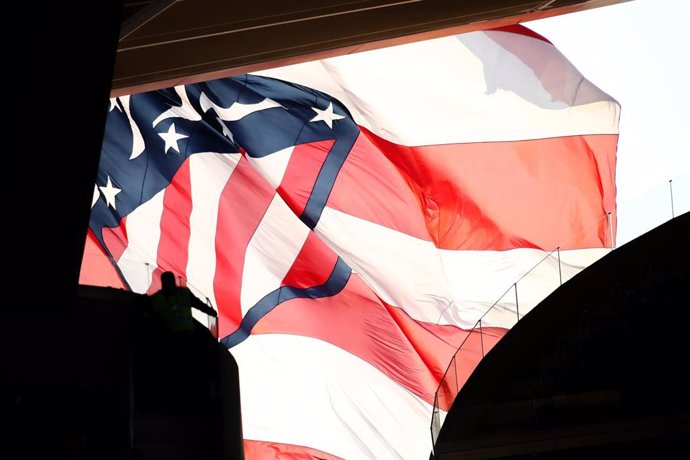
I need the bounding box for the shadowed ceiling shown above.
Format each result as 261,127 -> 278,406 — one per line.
114,0 -> 628,96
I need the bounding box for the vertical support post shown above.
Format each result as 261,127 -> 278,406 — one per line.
453,356 -> 458,394
145,262 -> 151,290
479,319 -> 485,357
607,212 -> 614,250
431,398 -> 439,452
128,346 -> 135,451
669,179 -> 675,218
514,283 -> 519,321
206,297 -> 218,340
557,246 -> 562,286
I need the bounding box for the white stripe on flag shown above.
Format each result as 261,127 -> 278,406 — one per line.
316,206 -> 457,325
241,194 -> 311,315
246,146 -> 294,188
118,190 -> 166,293
230,334 -> 438,460
316,207 -> 611,328
257,30 -> 619,146
440,247 -> 611,328
186,152 -> 241,315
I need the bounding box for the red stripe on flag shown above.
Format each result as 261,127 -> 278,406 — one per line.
150,159 -> 194,293
281,232 -> 338,289
278,140 -> 334,216
588,134 -> 618,245
388,301 -> 505,411
491,24 -> 552,44
244,439 -> 343,460
103,217 -> 128,262
327,132 -> 432,241
359,128 -> 617,250
79,230 -> 127,289
214,157 -> 276,335
253,273 -> 500,408
433,324 -> 504,412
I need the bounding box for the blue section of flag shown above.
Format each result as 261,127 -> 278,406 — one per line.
221,257 -> 352,347
90,75 -> 359,240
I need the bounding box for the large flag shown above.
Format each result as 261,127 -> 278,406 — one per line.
81,25 -> 619,459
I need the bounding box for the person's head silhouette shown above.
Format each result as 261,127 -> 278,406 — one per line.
161,271 -> 177,295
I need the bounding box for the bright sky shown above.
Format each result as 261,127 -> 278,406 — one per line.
527,0 -> 690,243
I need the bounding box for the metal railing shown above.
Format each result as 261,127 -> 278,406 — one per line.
430,173 -> 689,448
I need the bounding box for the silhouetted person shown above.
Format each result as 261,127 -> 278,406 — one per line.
151,271 -> 217,334
149,272 -> 219,412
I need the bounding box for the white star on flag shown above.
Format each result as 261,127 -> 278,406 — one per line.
310,102 -> 344,129
158,123 -> 188,154
98,176 -> 121,210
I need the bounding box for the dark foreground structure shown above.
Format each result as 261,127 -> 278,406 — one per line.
5,2 -> 671,459
10,287 -> 244,460
433,212 -> 690,459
